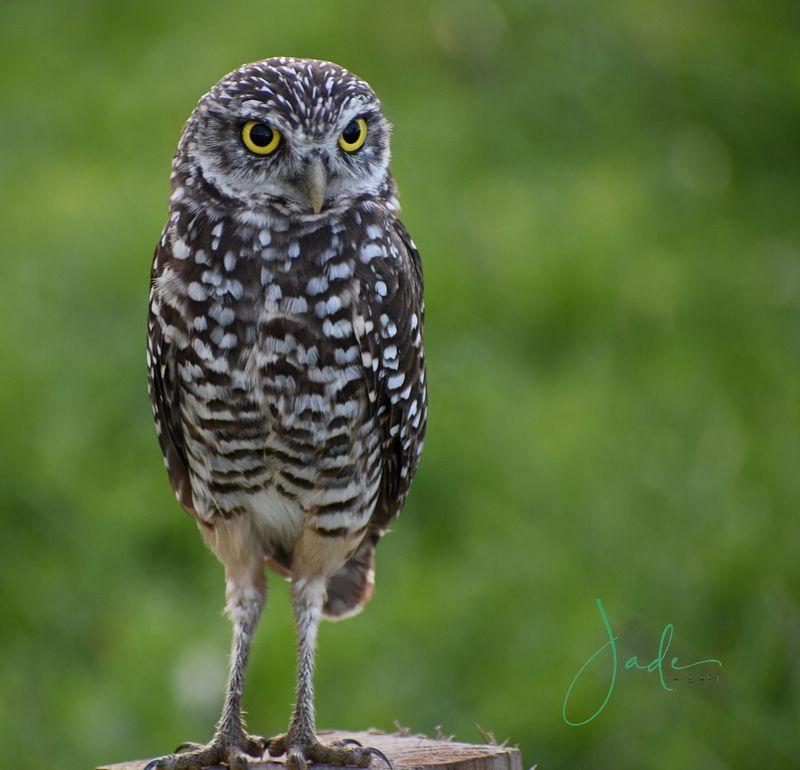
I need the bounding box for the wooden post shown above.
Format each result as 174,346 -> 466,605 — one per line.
96,729 -> 525,770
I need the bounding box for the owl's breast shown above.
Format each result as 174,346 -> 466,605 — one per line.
161,218 -> 382,546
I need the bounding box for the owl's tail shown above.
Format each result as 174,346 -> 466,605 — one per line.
322,534 -> 379,620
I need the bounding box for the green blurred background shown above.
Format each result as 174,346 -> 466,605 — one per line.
1,0 -> 798,768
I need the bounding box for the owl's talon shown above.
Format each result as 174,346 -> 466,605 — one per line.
226,749 -> 250,770
333,738 -> 363,748
362,746 -> 394,770
242,734 -> 268,756
175,742 -> 204,753
267,733 -> 288,756
271,735 -> 388,769
287,749 -> 309,770
145,729 -> 265,770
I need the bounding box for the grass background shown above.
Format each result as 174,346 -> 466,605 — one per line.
1,1 -> 798,768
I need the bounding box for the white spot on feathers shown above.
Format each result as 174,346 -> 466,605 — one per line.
387,372 -> 405,389
173,239 -> 191,260
360,243 -> 383,263
306,276 -> 329,295
188,282 -> 208,302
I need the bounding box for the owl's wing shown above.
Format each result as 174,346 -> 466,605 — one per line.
146,243 -> 196,517
370,218 -> 427,527
324,218 -> 427,619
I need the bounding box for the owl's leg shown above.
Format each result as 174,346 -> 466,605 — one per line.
145,557 -> 267,770
267,576 -> 391,770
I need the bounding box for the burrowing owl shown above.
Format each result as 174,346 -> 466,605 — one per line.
145,58 -> 427,770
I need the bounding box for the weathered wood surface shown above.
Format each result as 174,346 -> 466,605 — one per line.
96,730 -> 524,770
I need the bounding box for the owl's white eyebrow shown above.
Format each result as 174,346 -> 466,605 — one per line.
237,114 -> 290,135
339,107 -> 376,126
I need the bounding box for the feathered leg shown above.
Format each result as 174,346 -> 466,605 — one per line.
268,575 -> 390,770
146,555 -> 267,770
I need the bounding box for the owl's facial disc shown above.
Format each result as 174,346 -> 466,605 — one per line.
178,59 -> 392,220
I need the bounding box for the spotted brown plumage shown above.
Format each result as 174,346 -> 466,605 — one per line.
144,58 -> 426,770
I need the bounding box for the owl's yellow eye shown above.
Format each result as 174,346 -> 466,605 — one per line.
338,117 -> 367,153
241,121 -> 281,155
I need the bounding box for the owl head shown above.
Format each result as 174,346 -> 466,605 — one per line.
173,57 -> 393,220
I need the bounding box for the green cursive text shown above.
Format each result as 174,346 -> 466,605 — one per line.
562,598 -> 722,726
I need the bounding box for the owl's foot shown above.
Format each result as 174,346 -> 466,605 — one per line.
267,734 -> 392,770
144,730 -> 266,770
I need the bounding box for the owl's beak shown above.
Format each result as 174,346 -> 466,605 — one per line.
302,156 -> 327,214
